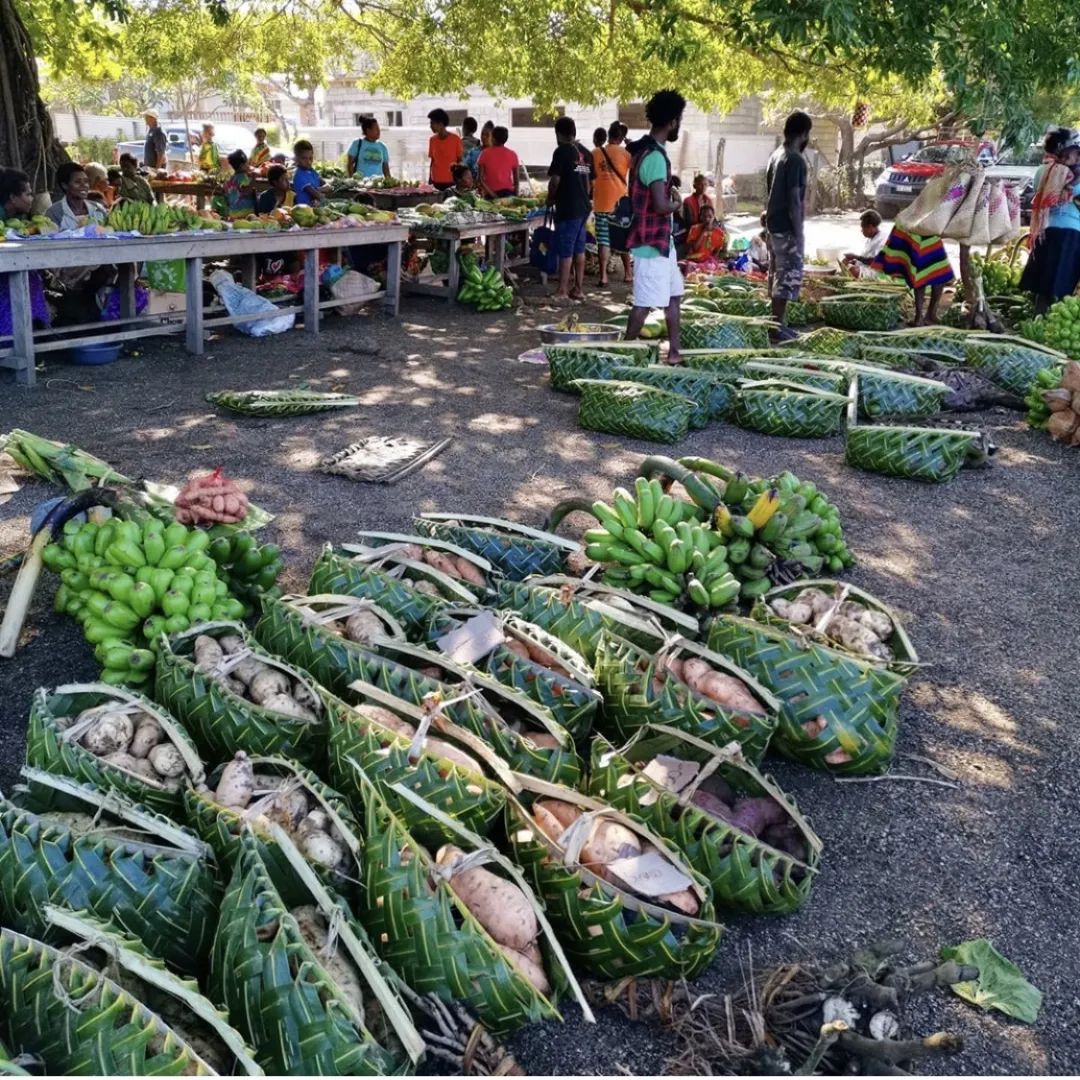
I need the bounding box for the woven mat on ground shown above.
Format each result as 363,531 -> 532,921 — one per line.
320,436 -> 451,483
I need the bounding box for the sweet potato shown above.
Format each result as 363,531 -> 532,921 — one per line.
504,943 -> 551,995
801,716 -> 828,738
533,799 -> 580,840
359,705 -> 415,738
524,732 -> 561,750
694,671 -> 765,714
689,789 -> 734,820
729,797 -> 787,837
504,638 -> 532,661
581,819 -> 640,868
452,556 -> 487,587
422,549 -> 460,577
425,737 -> 484,776
437,844 -> 539,951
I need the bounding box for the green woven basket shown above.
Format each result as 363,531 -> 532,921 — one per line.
184,754 -> 363,900
963,336 -> 1066,396
743,361 -> 850,393
855,367 -> 950,418
846,423 -> 985,482
211,829 -> 423,1075
708,296 -> 771,319
855,327 -> 972,360
820,296 -> 901,331
25,683 -> 205,818
755,579 -> 919,678
593,631 -> 778,763
733,380 -> 848,437
681,316 -> 771,350
413,513 -> 579,582
608,364 -> 731,426
357,774 -> 581,1036
0,925 -> 222,1075
349,530 -> 494,595
255,595 -> 583,787
0,767 -> 219,975
424,607 -> 600,740
708,614 -> 903,774
326,683 -> 509,846
574,378 -> 696,443
496,576 -> 699,664
155,621 -> 328,769
546,347 -> 646,392
587,726 -> 822,915
780,326 -> 854,355
505,778 -> 724,980
856,344 -> 957,370
544,339 -> 660,367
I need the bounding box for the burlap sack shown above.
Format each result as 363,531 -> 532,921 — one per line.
986,181 -> 1013,242
898,167 -> 970,234
941,168 -> 986,240
1004,182 -> 1021,234
963,180 -> 993,246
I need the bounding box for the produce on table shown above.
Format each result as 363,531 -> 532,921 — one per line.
0,766 -> 218,974
326,682 -> 509,845
456,252 -> 514,310
507,781 -> 723,979
593,632 -> 778,761
211,830 -> 422,1074
173,467 -> 249,525
2,214 -> 58,236
185,753 -> 362,898
206,389 -> 362,417
588,727 -> 822,914
106,201 -> 220,234
155,624 -> 326,766
1024,360 -> 1080,444
708,613 -> 905,775
26,683 -> 204,816
356,774 -> 571,1035
40,906 -> 262,1075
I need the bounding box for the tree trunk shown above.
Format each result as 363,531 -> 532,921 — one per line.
0,0 -> 68,192
836,117 -> 856,208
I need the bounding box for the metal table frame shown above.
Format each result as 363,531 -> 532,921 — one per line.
402,219 -> 538,304
1,224 -> 408,386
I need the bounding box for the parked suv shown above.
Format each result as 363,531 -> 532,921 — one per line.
874,140 -> 996,219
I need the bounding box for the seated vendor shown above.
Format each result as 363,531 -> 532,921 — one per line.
748,211 -> 770,274
842,209 -> 885,278
685,204 -> 727,264
116,153 -> 155,204
256,164 -> 295,213
0,168 -> 52,337
46,162 -> 108,230
222,149 -> 257,217
84,162 -> 114,209
447,163 -> 475,198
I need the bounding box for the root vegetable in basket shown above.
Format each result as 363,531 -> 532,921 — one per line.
291,905 -> 368,1012
345,611 -> 388,644
215,751 -> 255,809
436,844 -> 550,994
670,657 -> 764,715
70,701 -> 191,788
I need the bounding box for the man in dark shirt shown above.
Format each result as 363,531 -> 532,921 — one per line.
765,110 -> 812,336
143,112 -> 168,170
547,116 -> 594,300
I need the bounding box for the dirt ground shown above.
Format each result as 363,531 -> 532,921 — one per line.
1,271 -> 1078,1075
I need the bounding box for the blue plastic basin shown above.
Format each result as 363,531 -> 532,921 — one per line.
67,343 -> 121,365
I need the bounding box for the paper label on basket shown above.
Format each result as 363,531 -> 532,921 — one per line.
607,851 -> 694,897
643,755 -> 700,795
435,612 -> 505,666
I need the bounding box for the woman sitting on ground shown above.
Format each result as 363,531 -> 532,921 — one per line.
842,209 -> 885,278
684,204 -> 727,266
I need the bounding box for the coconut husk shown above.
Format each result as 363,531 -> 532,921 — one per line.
1060,361 -> 1080,394
1046,409 -> 1080,442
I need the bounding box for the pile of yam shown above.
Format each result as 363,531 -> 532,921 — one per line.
388,543 -> 487,588
769,587 -> 895,662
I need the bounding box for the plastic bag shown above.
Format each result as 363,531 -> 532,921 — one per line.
329,269 -> 381,316
209,269 -> 295,336
146,259 -> 185,292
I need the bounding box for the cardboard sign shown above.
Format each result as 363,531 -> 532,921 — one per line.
435,611 -> 505,666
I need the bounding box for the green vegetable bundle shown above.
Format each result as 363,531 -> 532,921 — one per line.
456,253 -> 513,310
42,516 -> 246,687
1024,365 -> 1065,429
206,527 -> 282,608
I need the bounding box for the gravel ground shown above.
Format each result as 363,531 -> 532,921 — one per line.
1,274 -> 1077,1075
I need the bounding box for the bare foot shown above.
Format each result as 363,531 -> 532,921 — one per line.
569,289 -> 585,301
549,292 -> 572,304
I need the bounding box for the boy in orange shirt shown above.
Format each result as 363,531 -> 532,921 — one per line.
428,109 -> 464,191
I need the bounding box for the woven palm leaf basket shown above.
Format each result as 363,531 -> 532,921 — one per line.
43,906 -> 263,1074
819,295 -> 902,331
755,579 -> 919,677
0,921 -> 242,1076
414,512 -> 579,581
26,683 -> 204,818
357,773 -> 589,1036
963,335 -> 1067,396
0,766 -> 218,974
308,548 -> 450,634
255,595 -> 583,787
853,365 -> 951,418
593,631 -> 778,763
543,338 -> 660,367
608,363 -> 732,425
743,361 -> 850,393
707,614 -> 903,775
707,296 -> 771,319
856,326 -> 973,360
184,753 -> 363,901
681,314 -> 772,350
155,621 -> 328,768
857,344 -> 958,370
504,776 -> 724,980
546,347 -> 648,392
779,326 -> 855,355
350,529 -> 495,595
496,575 -> 698,664
424,606 -> 601,740
846,423 -> 986,482
588,726 -> 822,915
326,681 -> 509,846
732,380 -> 848,437
212,829 -> 424,1075
574,378 -> 696,443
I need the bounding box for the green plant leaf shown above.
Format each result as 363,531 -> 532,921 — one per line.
941,938 -> 1042,1023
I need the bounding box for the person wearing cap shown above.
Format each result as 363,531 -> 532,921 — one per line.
143,112 -> 167,170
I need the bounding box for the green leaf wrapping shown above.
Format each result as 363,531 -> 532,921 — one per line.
846,424 -> 982,482
413,514 -> 572,581
940,938 -> 1043,1023
707,614 -> 903,775
575,378 -> 695,443
587,727 -> 821,914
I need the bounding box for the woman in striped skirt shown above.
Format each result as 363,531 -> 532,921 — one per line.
871,224 -> 955,325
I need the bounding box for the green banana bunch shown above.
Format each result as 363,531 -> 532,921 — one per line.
42,516 -> 247,688
1025,365 -> 1063,430
456,253 -> 513,311
205,527 -> 283,607
584,477 -> 739,609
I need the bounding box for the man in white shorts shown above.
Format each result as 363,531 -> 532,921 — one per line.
624,89 -> 687,365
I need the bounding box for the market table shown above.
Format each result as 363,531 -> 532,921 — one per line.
402,218 -> 539,305
0,223 -> 408,387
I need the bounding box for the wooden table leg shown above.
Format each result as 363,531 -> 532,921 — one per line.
9,271 -> 36,387
446,237 -> 460,304
385,240 -> 401,316
493,233 -> 507,273
117,264 -> 137,320
185,257 -> 205,355
196,193 -> 207,212
304,249 -> 320,335
241,254 -> 257,291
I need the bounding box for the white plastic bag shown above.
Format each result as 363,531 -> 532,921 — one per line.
329,270 -> 380,316
209,269 -> 296,337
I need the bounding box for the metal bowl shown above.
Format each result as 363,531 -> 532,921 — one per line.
538,323 -> 623,344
